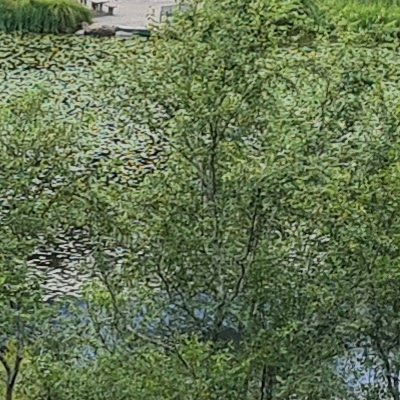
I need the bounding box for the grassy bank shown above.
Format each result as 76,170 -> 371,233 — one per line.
320,0 -> 400,29
0,0 -> 91,33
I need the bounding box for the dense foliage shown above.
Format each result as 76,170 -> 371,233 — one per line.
2,0 -> 400,399
0,0 -> 91,33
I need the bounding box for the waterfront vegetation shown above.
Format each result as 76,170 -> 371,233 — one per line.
1,0 -> 400,35
2,0 -> 400,399
0,0 -> 90,33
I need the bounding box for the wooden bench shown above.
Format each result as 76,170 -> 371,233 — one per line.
105,2 -> 117,15
91,0 -> 108,12
89,0 -> 116,15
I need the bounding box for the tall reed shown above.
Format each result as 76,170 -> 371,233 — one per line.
0,0 -> 91,33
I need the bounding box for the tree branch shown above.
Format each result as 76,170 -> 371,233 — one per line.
9,353 -> 22,393
0,352 -> 11,380
230,188 -> 264,303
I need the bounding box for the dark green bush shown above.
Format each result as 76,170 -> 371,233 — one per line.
0,0 -> 91,33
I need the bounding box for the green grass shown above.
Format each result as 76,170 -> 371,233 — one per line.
319,0 -> 400,30
0,0 -> 91,33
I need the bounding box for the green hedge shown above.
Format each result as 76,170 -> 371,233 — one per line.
0,0 -> 91,33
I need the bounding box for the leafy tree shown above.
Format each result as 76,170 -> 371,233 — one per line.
3,1 -> 400,399
79,0 -> 348,398
86,1 -> 400,398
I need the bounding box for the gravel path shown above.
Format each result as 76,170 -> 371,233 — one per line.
92,0 -> 176,28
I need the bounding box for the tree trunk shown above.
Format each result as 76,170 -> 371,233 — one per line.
5,384 -> 14,400
0,353 -> 22,400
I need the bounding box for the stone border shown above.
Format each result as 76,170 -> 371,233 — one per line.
76,23 -> 150,38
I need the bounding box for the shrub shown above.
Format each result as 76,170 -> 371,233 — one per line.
0,0 -> 91,33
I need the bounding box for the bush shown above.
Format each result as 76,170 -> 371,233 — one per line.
0,0 -> 91,33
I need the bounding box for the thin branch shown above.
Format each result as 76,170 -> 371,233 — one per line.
230,188 -> 265,303
97,260 -> 196,378
260,364 -> 275,400
208,119 -> 224,301
260,364 -> 267,400
155,258 -> 201,328
163,323 -> 198,379
86,301 -> 115,354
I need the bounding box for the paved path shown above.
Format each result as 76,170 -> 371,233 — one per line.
92,0 -> 176,28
